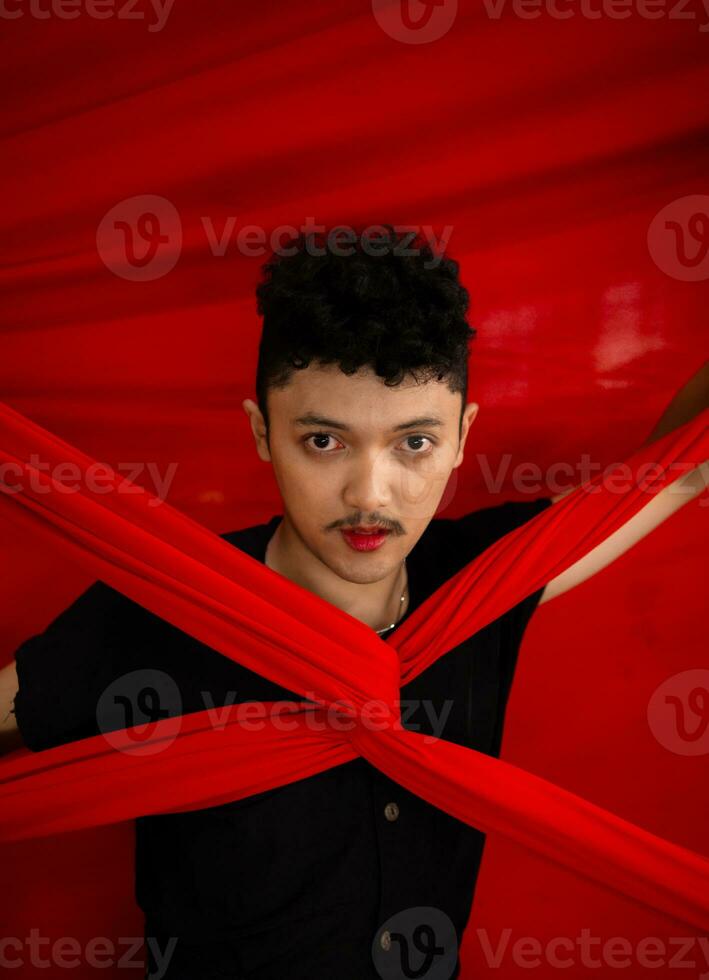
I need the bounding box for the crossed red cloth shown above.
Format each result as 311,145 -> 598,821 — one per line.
0,401 -> 707,930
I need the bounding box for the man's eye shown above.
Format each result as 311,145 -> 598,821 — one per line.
305,433 -> 342,452
304,433 -> 435,454
402,435 -> 434,454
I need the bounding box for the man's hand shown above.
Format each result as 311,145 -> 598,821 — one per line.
0,660 -> 23,756
539,361 -> 708,605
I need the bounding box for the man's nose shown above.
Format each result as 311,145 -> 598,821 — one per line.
341,450 -> 392,513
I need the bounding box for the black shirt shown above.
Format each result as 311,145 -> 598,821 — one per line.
13,496 -> 552,980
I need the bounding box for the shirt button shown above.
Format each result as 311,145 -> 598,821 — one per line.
380,929 -> 392,951
384,802 -> 400,822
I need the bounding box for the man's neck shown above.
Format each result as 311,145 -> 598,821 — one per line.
264,515 -> 408,633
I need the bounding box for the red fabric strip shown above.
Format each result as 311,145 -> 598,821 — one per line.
0,401 -> 707,930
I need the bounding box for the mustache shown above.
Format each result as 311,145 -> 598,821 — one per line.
330,517 -> 405,535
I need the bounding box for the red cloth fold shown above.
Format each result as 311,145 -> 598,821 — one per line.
0,401 -> 707,930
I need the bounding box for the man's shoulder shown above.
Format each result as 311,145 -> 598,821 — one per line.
37,516 -> 281,625
424,496 -> 554,637
219,514 -> 281,562
420,495 -> 553,575
430,495 -> 552,538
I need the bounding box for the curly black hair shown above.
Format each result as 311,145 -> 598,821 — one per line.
255,224 -> 476,438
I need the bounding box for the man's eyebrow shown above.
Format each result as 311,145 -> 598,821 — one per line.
292,414 -> 444,431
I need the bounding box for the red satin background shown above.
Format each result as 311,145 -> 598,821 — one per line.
0,1 -> 707,977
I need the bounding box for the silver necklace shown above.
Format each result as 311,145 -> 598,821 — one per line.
375,564 -> 408,634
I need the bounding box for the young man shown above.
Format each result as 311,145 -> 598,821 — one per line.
0,227 -> 706,979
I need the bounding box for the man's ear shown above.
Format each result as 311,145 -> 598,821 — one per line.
242,398 -> 272,462
453,401 -> 479,468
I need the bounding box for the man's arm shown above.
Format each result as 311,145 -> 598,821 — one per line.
0,660 -> 22,756
3,581 -> 138,758
539,361 -> 708,605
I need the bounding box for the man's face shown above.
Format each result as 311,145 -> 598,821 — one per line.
243,363 -> 478,586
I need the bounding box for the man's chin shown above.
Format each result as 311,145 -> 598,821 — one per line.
323,554 -> 399,587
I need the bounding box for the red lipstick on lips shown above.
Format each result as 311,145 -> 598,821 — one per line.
340,526 -> 390,552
